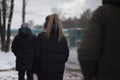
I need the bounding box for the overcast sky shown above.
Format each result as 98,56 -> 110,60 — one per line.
11,0 -> 102,29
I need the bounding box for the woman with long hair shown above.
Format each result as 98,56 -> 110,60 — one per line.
35,14 -> 69,80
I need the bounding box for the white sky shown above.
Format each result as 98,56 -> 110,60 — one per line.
11,0 -> 102,29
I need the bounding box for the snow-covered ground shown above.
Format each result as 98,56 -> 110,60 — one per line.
0,51 -> 15,70
0,48 -> 84,80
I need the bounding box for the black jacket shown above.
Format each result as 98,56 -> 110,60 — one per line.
11,27 -> 36,71
78,0 -> 120,80
35,32 -> 69,80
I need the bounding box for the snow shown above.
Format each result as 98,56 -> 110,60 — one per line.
0,71 -> 18,80
0,51 -> 16,70
66,47 -> 81,70
0,48 -> 83,80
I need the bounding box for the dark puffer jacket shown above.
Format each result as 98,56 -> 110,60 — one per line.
35,32 -> 69,80
78,0 -> 120,80
11,27 -> 36,71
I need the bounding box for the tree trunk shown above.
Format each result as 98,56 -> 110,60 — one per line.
0,8 -> 2,48
1,0 -> 6,51
0,8 -> 1,36
5,0 -> 14,52
22,0 -> 25,23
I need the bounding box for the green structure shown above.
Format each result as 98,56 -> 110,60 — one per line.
69,28 -> 83,47
11,28 -> 84,48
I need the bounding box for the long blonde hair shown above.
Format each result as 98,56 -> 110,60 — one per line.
45,14 -> 64,41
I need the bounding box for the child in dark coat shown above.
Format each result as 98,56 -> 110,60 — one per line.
11,23 -> 36,80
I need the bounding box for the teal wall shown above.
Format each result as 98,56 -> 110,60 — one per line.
11,28 -> 83,47
69,28 -> 83,47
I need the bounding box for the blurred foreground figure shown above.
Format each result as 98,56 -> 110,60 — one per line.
11,23 -> 36,80
35,14 -> 69,80
78,0 -> 120,80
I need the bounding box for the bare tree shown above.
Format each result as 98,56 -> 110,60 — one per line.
22,0 -> 26,23
51,7 -> 66,21
80,9 -> 92,27
5,0 -> 14,52
0,1 -> 1,39
1,0 -> 7,51
61,9 -> 93,29
0,0 -> 14,52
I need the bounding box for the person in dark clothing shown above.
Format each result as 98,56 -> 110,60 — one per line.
77,0 -> 120,80
35,14 -> 69,80
11,23 -> 36,80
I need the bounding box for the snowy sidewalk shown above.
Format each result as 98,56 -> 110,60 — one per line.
0,48 -> 83,80
0,70 -> 83,80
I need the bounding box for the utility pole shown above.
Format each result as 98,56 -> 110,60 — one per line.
22,0 -> 25,23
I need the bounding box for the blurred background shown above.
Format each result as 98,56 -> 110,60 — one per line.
0,0 -> 102,80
